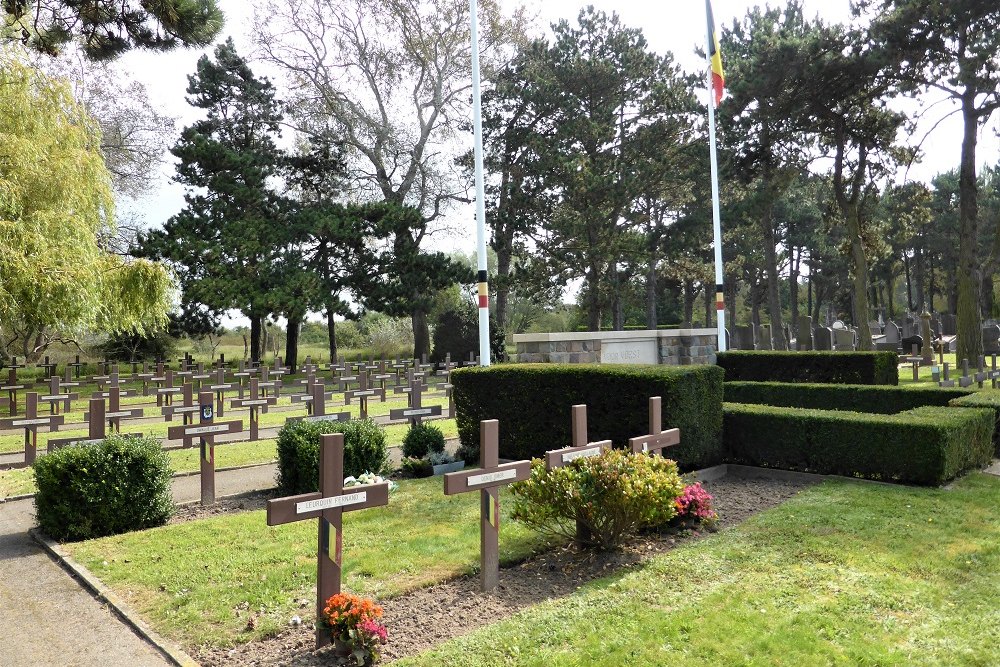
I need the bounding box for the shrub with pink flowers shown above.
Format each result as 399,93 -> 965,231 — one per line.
320,593 -> 388,665
673,482 -> 718,529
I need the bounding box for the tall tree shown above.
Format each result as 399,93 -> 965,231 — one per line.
3,0 -> 222,59
135,38 -> 287,362
0,51 -> 171,360
858,0 -> 1000,360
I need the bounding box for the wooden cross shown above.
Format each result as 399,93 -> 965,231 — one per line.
162,383 -> 201,447
291,382 -> 349,424
49,397 -> 112,451
267,434 -> 390,649
233,361 -> 260,399
0,393 -> 64,466
207,368 -> 238,417
38,355 -> 58,379
189,362 -> 211,390
213,353 -> 228,370
272,357 -> 289,377
902,344 -> 922,382
167,391 -> 243,505
84,387 -> 144,433
155,368 -> 181,407
628,397 -> 681,455
231,378 -> 276,441
390,369 -> 441,425
336,368 -> 359,405
441,369 -> 455,419
438,352 -> 458,376
371,360 -> 393,395
344,370 -> 385,419
444,420 -> 530,591
544,404 -> 612,470
463,351 -> 479,367
68,355 -> 85,379
39,375 -> 78,415
1,364 -> 32,416
92,363 -> 120,391
258,365 -> 282,398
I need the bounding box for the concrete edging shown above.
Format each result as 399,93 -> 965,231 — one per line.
28,528 -> 200,667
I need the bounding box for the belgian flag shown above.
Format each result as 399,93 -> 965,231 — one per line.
707,0 -> 725,107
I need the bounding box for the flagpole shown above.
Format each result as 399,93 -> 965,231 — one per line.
705,3 -> 727,353
470,0 -> 491,366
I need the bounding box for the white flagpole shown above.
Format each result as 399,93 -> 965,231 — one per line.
470,0 -> 491,366
705,4 -> 727,352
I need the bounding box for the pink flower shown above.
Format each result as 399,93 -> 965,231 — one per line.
358,618 -> 388,643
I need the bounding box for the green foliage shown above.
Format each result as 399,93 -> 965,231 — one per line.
725,381 -> 971,413
0,52 -> 171,339
950,391 -> 1000,455
723,402 -> 994,485
717,351 -> 899,385
430,305 -> 506,364
453,364 -> 724,469
510,450 -> 685,549
4,0 -> 223,60
275,419 -> 389,495
401,423 -> 446,459
96,329 -> 178,362
33,434 -> 173,541
399,457 -> 433,478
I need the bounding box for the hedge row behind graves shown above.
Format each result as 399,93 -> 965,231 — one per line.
276,418 -> 389,495
717,351 -> 899,385
950,391 -> 1000,455
723,402 -> 993,485
452,363 -> 724,470
725,381 -> 972,414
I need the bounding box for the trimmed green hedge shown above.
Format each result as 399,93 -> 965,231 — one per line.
452,364 -> 723,469
717,351 -> 899,385
723,402 -> 993,485
33,434 -> 174,541
950,391 -> 1000,455
276,418 -> 389,495
725,381 -> 972,414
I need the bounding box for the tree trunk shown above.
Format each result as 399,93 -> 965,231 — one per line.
610,265 -> 624,331
495,250 -> 512,335
956,91 -> 983,362
904,251 -> 914,311
929,253 -> 936,312
645,252 -> 657,330
846,205 -> 874,351
250,315 -> 262,363
982,272 -> 995,318
761,206 -> 787,350
726,277 -> 737,329
683,279 -> 695,324
703,283 -> 712,327
789,247 -> 800,341
411,308 -> 430,359
586,263 -> 601,331
285,312 -> 301,372
326,307 -> 338,363
886,273 -> 896,319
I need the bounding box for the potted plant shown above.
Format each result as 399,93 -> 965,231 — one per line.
428,450 -> 465,476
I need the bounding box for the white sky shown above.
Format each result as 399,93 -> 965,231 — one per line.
107,0 -> 999,324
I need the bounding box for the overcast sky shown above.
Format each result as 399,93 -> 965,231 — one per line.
107,0 -> 998,324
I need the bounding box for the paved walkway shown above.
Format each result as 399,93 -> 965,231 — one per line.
0,463 -> 280,666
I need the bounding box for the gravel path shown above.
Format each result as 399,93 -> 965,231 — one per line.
0,461 -> 282,667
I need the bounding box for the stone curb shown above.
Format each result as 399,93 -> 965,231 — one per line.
28,528 -> 200,667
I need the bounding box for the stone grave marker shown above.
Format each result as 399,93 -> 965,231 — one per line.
984,326 -> 1000,355
731,324 -> 755,350
796,316 -> 813,350
902,344 -> 922,382
266,434 -> 390,649
443,419 -> 531,592
942,313 -> 957,336
975,356 -> 988,388
958,359 -> 974,388
38,375 -> 78,415
167,391 -> 243,504
938,362 -> 955,388
0,393 -> 64,466
344,370 -> 385,420
231,378 -> 277,441
755,324 -> 772,350
813,327 -> 832,351
628,396 -> 681,455
390,370 -> 442,426
833,328 -> 856,351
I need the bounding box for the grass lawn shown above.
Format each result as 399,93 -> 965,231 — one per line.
397,473 -> 1000,666
0,418 -> 458,499
64,476 -> 555,648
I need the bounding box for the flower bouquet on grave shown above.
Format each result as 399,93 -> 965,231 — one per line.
345,472 -> 399,493
319,593 -> 388,666
671,482 -> 719,531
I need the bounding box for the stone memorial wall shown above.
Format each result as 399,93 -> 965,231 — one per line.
512,328 -> 718,366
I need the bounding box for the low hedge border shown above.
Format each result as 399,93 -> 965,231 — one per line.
723,402 -> 994,486
949,391 -> 1000,455
452,363 -> 724,470
725,381 -> 972,414
717,351 -> 899,385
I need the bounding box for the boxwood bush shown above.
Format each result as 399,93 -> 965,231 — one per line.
452,363 -> 723,469
402,423 -> 446,458
950,390 -> 1000,455
723,402 -> 993,485
717,351 -> 899,385
33,434 -> 174,541
725,381 -> 971,414
276,418 -> 389,495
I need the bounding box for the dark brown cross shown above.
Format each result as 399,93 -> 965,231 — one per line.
189,362 -> 211,390
84,387 -> 144,433
990,354 -> 1000,389
39,375 -> 78,415
444,420 -> 530,591
162,383 -> 201,447
344,370 -> 385,419
155,368 -> 181,407
92,364 -> 120,391
258,365 -> 282,398
213,353 -> 227,370
267,434 -> 390,649
233,361 -> 260,399
167,391 -> 243,504
0,393 -> 64,466
628,397 -> 681,455
132,361 -> 155,396
38,355 -> 58,379
230,378 -> 277,440
336,368 -> 359,405
272,357 -> 289,377
438,353 -> 458,375
544,404 -> 612,470
49,397 -> 113,451
208,368 -> 238,417
463,351 -> 479,367
1,364 -> 31,415
68,355 -> 85,379
371,360 -> 393,396
390,370 -> 441,425
291,382 -> 349,424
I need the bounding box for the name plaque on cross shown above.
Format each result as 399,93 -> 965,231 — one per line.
628,396 -> 681,456
296,491 -> 368,514
561,446 -> 602,463
466,468 -> 518,487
